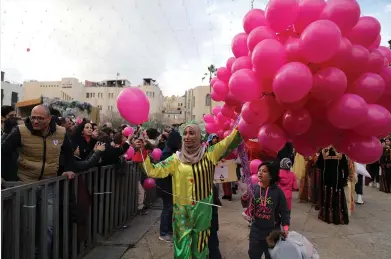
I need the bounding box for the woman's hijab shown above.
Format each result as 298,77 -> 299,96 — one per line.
178,124 -> 205,164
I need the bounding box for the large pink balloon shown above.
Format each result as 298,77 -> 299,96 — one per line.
347,16 -> 381,48
265,0 -> 299,32
211,90 -> 225,102
212,106 -> 222,116
327,37 -> 353,70
231,56 -> 252,73
232,33 -> 249,58
368,34 -> 381,52
320,0 -> 361,35
226,57 -> 236,72
247,26 -> 276,52
205,123 -> 219,134
252,39 -> 287,79
377,94 -> 391,113
344,45 -> 369,80
143,178 -> 156,189
238,119 -> 259,139
379,67 -> 391,96
273,62 -> 313,103
204,114 -> 215,123
221,104 -> 235,118
228,69 -> 261,102
282,108 -> 312,136
250,159 -> 262,175
367,50 -> 387,74
312,67 -> 347,103
117,88 -> 150,125
300,20 -> 342,63
242,96 -> 284,126
210,77 -> 218,86
257,124 -> 287,153
213,80 -> 229,97
292,136 -> 317,157
216,67 -> 231,83
354,104 -> 391,138
294,0 -> 326,34
350,73 -> 385,103
326,93 -> 368,129
285,37 -> 306,63
243,9 -> 267,34
340,133 -> 383,164
377,46 -> 391,66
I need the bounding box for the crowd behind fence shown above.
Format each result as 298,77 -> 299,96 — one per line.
1,162 -> 156,259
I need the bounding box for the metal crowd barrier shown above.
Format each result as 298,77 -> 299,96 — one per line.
1,162 -> 156,259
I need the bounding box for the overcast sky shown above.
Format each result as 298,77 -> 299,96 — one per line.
1,0 -> 391,96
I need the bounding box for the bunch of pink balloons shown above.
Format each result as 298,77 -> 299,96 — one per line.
204,0 -> 391,164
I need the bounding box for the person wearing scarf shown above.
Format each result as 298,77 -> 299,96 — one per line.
144,123 -> 241,259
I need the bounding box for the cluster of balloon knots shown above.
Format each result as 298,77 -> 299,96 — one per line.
203,0 -> 391,164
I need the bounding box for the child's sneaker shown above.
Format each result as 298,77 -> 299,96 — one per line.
159,235 -> 173,243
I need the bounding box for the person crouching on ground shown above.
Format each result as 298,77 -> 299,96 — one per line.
278,158 -> 298,217
247,161 -> 290,259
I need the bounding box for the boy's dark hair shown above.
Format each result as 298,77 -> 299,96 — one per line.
258,160 -> 280,185
113,132 -> 123,145
3,117 -> 20,134
146,128 -> 159,140
97,132 -> 110,145
101,127 -> 113,135
1,105 -> 14,118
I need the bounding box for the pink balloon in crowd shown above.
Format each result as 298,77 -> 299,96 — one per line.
350,73 -> 385,104
368,34 -> 381,52
217,113 -> 230,124
204,114 -> 215,123
76,117 -> 82,124
257,124 -> 287,153
210,77 -> 218,86
216,67 -> 231,83
367,50 -> 387,74
211,90 -> 225,102
125,146 -> 135,160
377,94 -> 391,113
327,37 -> 353,70
347,16 -> 381,48
320,0 -> 361,36
377,46 -> 391,66
354,104 -> 391,138
265,0 -> 299,32
250,174 -> 259,185
291,136 -> 317,157
252,39 -> 287,80
151,148 -> 162,161
223,130 -> 232,138
231,33 -> 249,58
221,104 -> 235,118
282,108 -> 312,136
294,0 -> 326,34
300,20 -> 342,63
285,37 -> 306,63
228,69 -> 261,102
231,56 -> 253,73
212,106 -> 222,115
273,62 -> 313,104
205,123 -> 220,134
122,126 -> 134,137
340,133 -> 383,164
238,119 -> 259,139
379,67 -> 391,96
143,178 -> 156,189
312,67 -> 347,103
117,87 -> 150,125
250,159 -> 262,175
326,94 -> 368,129
213,80 -> 229,96
344,45 -> 369,81
247,26 -> 276,52
242,96 -> 283,126
243,8 -> 267,34
226,57 -> 236,72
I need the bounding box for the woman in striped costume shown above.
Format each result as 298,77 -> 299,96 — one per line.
144,124 -> 241,259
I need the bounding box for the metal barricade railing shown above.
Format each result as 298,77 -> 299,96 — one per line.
1,162 -> 156,259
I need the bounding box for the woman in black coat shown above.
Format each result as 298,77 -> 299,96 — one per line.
72,121 -> 97,160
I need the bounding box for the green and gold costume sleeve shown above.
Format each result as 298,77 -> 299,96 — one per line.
143,154 -> 178,178
207,129 -> 242,165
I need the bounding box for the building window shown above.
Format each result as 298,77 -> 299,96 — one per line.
1,89 -> 3,103
192,96 -> 195,108
153,92 -> 155,98
86,93 -> 90,98
205,94 -> 211,106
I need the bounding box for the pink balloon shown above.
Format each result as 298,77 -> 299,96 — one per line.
367,50 -> 387,74
377,46 -> 391,66
125,146 -> 135,160
210,77 -> 218,86
242,96 -> 284,126
217,129 -> 224,139
368,34 -> 381,52
379,67 -> 391,96
205,123 -> 219,134
294,0 -> 326,34
320,0 -> 361,36
143,178 -> 156,189
247,26 -> 276,52
231,56 -> 253,73
327,37 -> 353,70
282,108 -> 312,136
292,136 -> 317,157
213,80 -> 229,96
221,104 -> 235,118
327,93 -> 368,129
340,133 -> 383,164
76,117 -> 82,124
243,9 -> 267,34
278,95 -> 309,111
216,67 -> 231,83
226,57 -> 236,72
250,159 -> 262,175
223,130 -> 232,139
301,20 -> 342,63
312,67 -> 347,103
211,90 -> 225,102
228,69 -> 261,102
377,94 -> 391,113
251,174 -> 259,184
252,39 -> 287,79
212,106 -> 222,116
265,0 -> 299,32
344,45 -> 369,81
304,119 -> 342,149
347,16 -> 381,48
117,87 -> 150,125
232,33 -> 249,58
238,119 -> 259,139
273,62 -> 313,103
257,124 -> 287,153
224,92 -> 242,107
122,126 -> 134,137
151,148 -> 162,161
217,113 -> 230,124
285,37 -> 306,63
350,73 -> 385,103
354,104 -> 391,138
203,114 -> 215,123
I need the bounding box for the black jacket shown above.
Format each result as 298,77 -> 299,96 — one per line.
1,133 -> 19,181
249,184 -> 290,240
1,117 -> 74,175
73,151 -> 103,172
99,142 -> 130,166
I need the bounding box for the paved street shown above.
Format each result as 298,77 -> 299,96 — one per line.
121,186 -> 391,259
